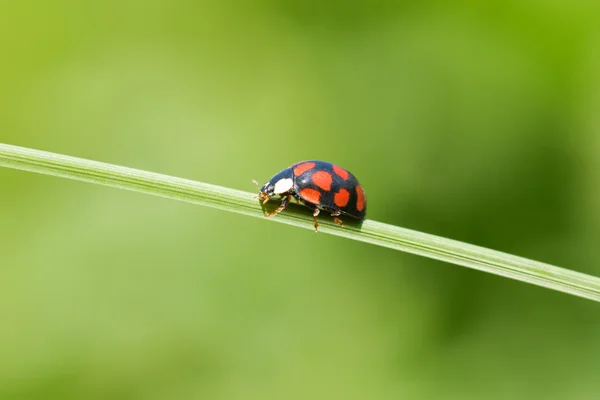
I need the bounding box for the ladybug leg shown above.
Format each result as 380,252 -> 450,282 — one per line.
298,198 -> 321,232
312,207 -> 320,232
330,210 -> 343,227
264,194 -> 291,217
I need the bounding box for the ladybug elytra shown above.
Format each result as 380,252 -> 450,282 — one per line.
256,160 -> 366,232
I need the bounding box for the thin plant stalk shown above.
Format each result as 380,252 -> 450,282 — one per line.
1,143 -> 599,302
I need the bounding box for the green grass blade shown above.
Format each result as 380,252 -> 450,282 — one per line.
1,142 -> 599,302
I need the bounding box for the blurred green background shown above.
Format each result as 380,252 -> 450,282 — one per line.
1,1 -> 600,399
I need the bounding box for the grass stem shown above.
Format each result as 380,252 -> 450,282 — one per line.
2,143 -> 599,302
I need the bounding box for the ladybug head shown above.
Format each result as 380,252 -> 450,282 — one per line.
256,181 -> 274,204
256,169 -> 294,204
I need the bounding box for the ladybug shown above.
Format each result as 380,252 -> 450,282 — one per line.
256,160 -> 366,232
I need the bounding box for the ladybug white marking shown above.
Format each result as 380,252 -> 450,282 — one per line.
273,178 -> 293,194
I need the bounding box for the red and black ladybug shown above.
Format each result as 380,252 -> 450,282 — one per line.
256,160 -> 366,232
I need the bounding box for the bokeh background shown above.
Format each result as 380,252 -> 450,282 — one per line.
1,1 -> 600,399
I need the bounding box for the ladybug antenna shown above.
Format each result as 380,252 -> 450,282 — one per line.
252,179 -> 261,199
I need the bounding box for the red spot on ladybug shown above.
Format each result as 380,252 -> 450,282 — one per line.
333,165 -> 349,180
356,185 -> 365,212
334,188 -> 350,207
299,188 -> 321,204
256,160 -> 366,232
311,171 -> 333,191
294,162 -> 316,176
